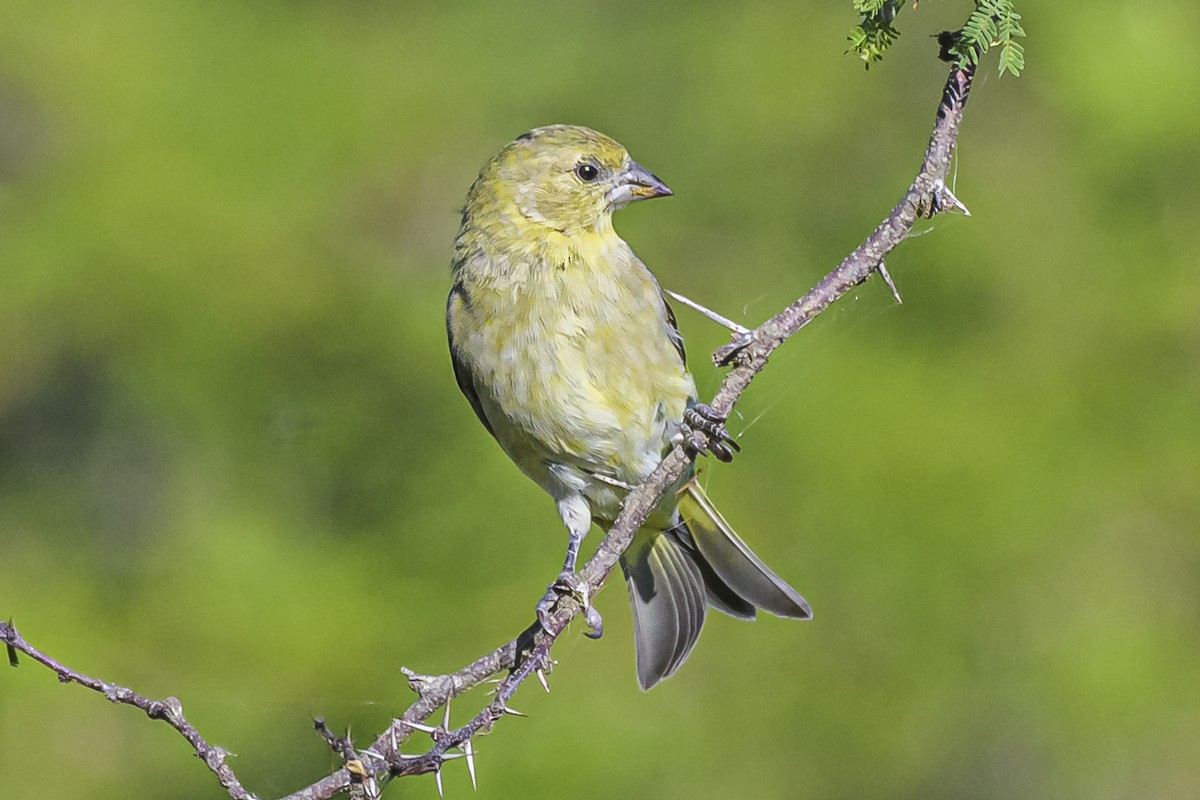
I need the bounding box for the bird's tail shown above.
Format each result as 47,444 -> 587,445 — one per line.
619,480 -> 811,690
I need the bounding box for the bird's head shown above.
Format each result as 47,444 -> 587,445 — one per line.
468,125 -> 672,235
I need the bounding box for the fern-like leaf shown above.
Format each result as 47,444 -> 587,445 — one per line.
847,0 -> 1026,76
951,0 -> 1027,76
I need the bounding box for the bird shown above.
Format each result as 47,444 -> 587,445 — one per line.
446,124 -> 811,689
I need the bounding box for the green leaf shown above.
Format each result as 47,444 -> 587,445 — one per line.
849,1 -> 1027,75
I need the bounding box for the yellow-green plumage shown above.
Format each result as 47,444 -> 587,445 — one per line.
447,125 -> 810,689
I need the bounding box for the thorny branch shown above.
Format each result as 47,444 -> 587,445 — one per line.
3,43 -> 978,800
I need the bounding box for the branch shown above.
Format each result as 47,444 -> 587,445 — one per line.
0,619 -> 257,800
3,43 -> 979,800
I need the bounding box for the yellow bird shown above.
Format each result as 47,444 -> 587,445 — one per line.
446,125 -> 810,689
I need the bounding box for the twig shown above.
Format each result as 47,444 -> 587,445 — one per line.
0,619 -> 258,800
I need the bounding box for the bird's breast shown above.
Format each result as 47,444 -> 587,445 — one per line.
452,237 -> 695,492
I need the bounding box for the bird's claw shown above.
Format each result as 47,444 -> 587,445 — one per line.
683,403 -> 741,462
537,571 -> 604,639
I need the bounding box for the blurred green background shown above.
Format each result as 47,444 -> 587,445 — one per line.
2,1 -> 1197,798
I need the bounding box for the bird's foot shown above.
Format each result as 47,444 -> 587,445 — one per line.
683,403 -> 741,462
537,571 -> 604,640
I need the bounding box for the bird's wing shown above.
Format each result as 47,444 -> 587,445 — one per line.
446,285 -> 496,438
661,293 -> 688,369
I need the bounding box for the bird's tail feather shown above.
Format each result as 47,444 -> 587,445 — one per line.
621,530 -> 706,690
677,481 -> 812,620
619,480 -> 810,690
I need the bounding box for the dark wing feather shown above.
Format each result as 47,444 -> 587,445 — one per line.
446,285 -> 495,438
662,294 -> 687,369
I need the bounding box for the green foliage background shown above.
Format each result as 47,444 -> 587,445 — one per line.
2,1 -> 1197,797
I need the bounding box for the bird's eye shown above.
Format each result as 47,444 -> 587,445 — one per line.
574,163 -> 600,182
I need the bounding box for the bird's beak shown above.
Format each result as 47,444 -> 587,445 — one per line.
607,161 -> 673,208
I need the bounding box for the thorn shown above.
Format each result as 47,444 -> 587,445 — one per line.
591,473 -> 633,490
443,697 -> 452,730
463,738 -> 477,791
440,752 -> 465,761
500,704 -> 526,717
389,725 -> 398,752
535,668 -> 550,693
361,749 -> 384,761
936,180 -> 971,216
435,766 -> 444,798
404,721 -> 437,733
663,288 -> 752,335
877,261 -> 903,304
